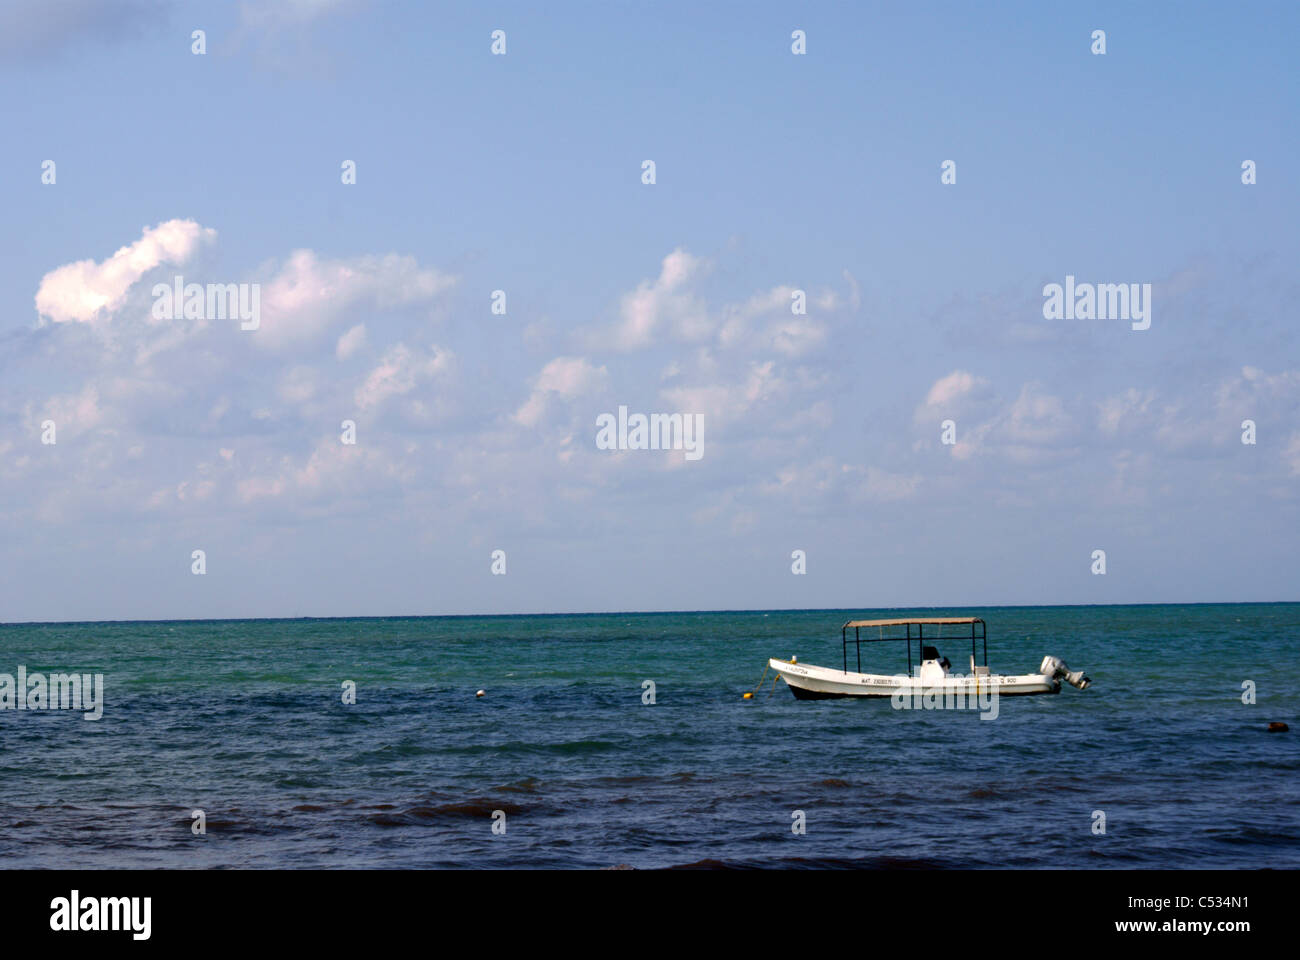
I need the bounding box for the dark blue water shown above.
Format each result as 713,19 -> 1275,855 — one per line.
1,604 -> 1296,868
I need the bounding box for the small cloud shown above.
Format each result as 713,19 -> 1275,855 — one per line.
514,356 -> 608,426
921,370 -> 987,410
852,465 -> 921,502
1285,433 -> 1300,477
603,248 -> 708,351
661,360 -> 785,430
278,365 -> 320,405
354,343 -> 451,410
336,323 -> 367,360
35,219 -> 215,325
1097,388 -> 1155,435
34,384 -> 103,438
257,250 -> 454,348
842,269 -> 861,311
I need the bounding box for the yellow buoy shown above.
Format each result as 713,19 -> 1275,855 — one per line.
742,692 -> 753,700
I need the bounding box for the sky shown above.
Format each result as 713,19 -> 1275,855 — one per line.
1,0 -> 1297,621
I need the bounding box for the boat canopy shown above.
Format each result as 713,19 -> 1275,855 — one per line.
842,616 -> 983,629
838,617 -> 988,675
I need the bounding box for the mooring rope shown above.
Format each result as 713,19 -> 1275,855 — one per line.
745,661 -> 787,699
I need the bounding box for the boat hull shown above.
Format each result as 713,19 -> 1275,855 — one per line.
768,658 -> 1059,700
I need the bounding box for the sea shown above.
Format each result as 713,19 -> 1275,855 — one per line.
1,604 -> 1296,869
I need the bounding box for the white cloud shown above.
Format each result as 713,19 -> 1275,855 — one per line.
661,359 -> 785,429
717,286 -> 790,350
1285,433 -> 1300,477
354,343 -> 452,411
1003,383 -> 1071,447
336,323 -> 367,359
35,219 -> 215,324
257,250 -> 455,348
278,366 -> 321,405
769,316 -> 828,356
34,384 -> 103,438
851,465 -> 922,502
921,370 -> 987,410
1214,365 -> 1300,413
842,269 -> 862,311
606,248 -> 708,350
514,356 -> 608,426
720,286 -> 831,357
591,251 -> 851,361
1097,388 -> 1156,435
761,457 -> 921,505
922,380 -> 1074,464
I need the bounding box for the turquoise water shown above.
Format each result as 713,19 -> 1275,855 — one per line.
1,604 -> 1296,868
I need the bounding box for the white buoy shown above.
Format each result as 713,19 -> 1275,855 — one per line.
476,689 -> 485,698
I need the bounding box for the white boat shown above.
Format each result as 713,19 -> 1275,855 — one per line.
768,617 -> 1090,700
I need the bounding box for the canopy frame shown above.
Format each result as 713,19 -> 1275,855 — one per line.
839,617 -> 987,676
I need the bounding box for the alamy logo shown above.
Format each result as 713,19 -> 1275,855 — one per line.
50,891 -> 151,940
595,405 -> 704,461
0,666 -> 103,720
152,275 -> 260,330
1042,275 -> 1151,330
892,681 -> 1000,720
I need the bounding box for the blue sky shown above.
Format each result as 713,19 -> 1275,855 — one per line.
1,0 -> 1297,621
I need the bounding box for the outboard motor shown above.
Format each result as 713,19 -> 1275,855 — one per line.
1040,655 -> 1090,690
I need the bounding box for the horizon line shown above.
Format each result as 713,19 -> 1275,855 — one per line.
2,599 -> 1297,628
